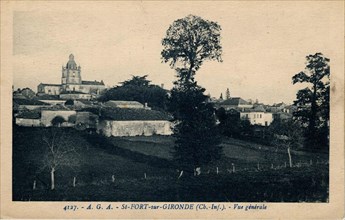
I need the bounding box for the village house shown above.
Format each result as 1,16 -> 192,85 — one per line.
96,105 -> 173,137
240,106 -> 273,126
13,98 -> 51,111
15,110 -> 41,127
218,97 -> 253,111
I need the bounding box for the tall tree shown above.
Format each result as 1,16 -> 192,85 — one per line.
162,15 -> 223,174
226,88 -> 230,100
292,53 -> 330,149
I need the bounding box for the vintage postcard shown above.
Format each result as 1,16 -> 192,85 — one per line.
1,1 -> 344,219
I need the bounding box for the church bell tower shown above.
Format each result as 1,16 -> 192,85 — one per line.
61,54 -> 82,91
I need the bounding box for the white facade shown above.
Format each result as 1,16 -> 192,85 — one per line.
98,120 -> 173,137
240,112 -> 273,126
16,118 -> 41,127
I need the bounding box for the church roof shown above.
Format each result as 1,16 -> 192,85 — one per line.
82,80 -> 104,85
66,54 -> 78,70
38,83 -> 61,87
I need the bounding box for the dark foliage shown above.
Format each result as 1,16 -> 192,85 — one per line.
216,108 -> 253,138
168,81 -> 222,172
51,116 -> 66,126
65,99 -> 74,106
292,53 -> 330,149
99,75 -> 168,111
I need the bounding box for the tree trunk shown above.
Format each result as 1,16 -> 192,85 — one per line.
287,147 -> 292,168
50,168 -> 55,190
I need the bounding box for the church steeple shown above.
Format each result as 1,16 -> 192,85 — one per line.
66,54 -> 77,70
62,53 -> 82,86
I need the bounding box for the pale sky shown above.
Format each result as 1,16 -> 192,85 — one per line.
12,1 -> 342,104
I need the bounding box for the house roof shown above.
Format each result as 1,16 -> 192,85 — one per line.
38,83 -> 61,87
13,98 -> 50,106
60,91 -> 88,94
82,80 -> 104,85
105,100 -> 144,107
221,97 -> 250,106
34,94 -> 61,100
99,107 -> 172,121
17,110 -> 41,119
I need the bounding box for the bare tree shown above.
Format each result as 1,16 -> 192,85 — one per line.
41,128 -> 80,190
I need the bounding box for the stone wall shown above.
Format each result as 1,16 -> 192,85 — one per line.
15,118 -> 41,127
97,120 -> 173,137
41,110 -> 76,126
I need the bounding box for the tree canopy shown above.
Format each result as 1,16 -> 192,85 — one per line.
99,75 -> 168,110
161,15 -> 222,82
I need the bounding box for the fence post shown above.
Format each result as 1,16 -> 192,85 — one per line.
33,180 -> 36,190
112,175 -> 115,183
73,177 -> 76,187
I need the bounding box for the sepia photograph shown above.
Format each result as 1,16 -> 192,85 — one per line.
1,1 -> 344,219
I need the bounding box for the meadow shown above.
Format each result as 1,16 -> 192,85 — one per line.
12,127 -> 329,202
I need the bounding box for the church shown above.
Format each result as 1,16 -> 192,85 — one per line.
37,54 -> 106,99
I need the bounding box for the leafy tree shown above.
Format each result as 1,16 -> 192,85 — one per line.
68,114 -> 77,124
216,108 -> 253,138
51,116 -> 66,127
162,15 -> 223,174
219,93 -> 223,100
292,53 -> 330,149
226,88 -> 230,100
268,119 -> 304,167
65,99 -> 74,106
161,14 -> 222,81
99,75 -> 168,110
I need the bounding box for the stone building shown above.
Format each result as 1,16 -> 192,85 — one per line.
37,54 -> 106,99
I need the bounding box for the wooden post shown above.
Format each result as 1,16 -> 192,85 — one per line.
33,180 -> 36,190
50,168 -> 55,190
112,175 -> 115,183
257,162 -> 260,170
310,159 -> 313,165
271,164 -> 273,169
144,173 -> 147,179
178,171 -> 183,179
232,163 -> 235,173
216,167 -> 219,175
73,177 -> 76,187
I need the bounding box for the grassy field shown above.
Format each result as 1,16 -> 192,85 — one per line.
12,126 -> 329,202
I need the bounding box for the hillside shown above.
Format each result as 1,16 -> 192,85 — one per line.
13,126 -> 328,202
